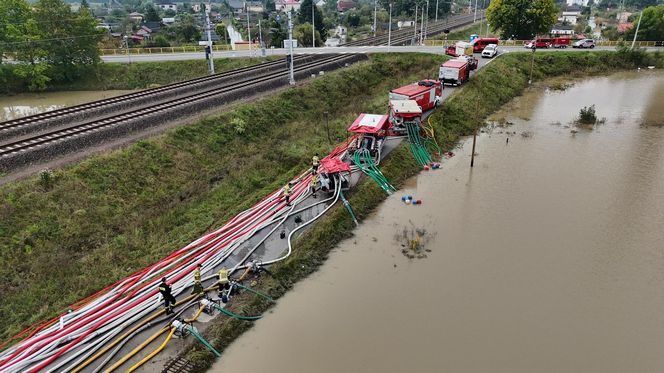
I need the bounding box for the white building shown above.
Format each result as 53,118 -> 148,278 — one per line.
560,11 -> 580,25
566,0 -> 588,5
158,3 -> 177,11
276,0 -> 301,12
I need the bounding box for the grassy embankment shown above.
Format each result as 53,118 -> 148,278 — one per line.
0,57 -> 280,94
432,20 -> 497,41
177,49 -> 664,371
0,53 -> 444,342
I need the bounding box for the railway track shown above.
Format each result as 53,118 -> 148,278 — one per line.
342,12 -> 485,47
0,54 -> 324,142
0,53 -> 366,172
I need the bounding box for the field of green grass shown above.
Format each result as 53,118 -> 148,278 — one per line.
432,20 -> 497,41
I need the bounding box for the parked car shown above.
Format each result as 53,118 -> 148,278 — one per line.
573,39 -> 595,48
481,44 -> 498,58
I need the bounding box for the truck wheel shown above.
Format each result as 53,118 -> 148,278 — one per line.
590,45 -> 595,49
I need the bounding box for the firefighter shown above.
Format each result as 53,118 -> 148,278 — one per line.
283,183 -> 292,206
310,174 -> 319,198
159,277 -> 177,315
312,153 -> 320,173
191,264 -> 204,295
218,267 -> 230,296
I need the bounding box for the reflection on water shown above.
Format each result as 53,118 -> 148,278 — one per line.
0,90 -> 136,121
213,72 -> 664,373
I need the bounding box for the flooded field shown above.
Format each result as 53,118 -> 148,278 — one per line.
213,71 -> 664,372
0,90 -> 136,121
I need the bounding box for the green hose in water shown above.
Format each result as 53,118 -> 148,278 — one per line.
406,121 -> 432,166
187,326 -> 222,357
339,189 -> 359,226
353,148 -> 395,195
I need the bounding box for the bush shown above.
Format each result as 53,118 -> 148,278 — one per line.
578,105 -> 597,124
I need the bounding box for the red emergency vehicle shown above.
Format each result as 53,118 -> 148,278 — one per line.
388,80 -> 442,112
471,37 -> 499,52
551,37 -> 572,48
439,59 -> 470,86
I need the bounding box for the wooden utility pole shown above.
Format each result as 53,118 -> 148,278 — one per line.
470,131 -> 477,167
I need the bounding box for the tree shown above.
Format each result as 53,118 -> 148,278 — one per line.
294,22 -> 323,47
266,0 -> 276,12
32,0 -> 103,81
298,0 -> 327,41
144,5 -> 161,22
487,0 -> 558,40
625,5 -> 664,40
0,0 -> 33,63
80,0 -> 89,9
173,14 -> 201,42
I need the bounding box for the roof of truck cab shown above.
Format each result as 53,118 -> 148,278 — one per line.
390,83 -> 432,96
347,113 -> 390,133
442,59 -> 467,68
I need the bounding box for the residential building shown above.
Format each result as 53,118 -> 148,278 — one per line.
551,24 -> 574,35
275,0 -> 301,12
128,12 -> 144,22
566,0 -> 588,5
560,11 -> 580,25
337,0 -> 355,12
192,3 -> 201,12
157,3 -> 177,11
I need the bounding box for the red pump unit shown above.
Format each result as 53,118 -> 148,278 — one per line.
388,80 -> 442,112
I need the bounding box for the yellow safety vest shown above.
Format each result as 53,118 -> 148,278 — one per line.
218,269 -> 229,284
194,269 -> 201,282
310,176 -> 318,187
283,185 -> 291,196
312,156 -> 320,166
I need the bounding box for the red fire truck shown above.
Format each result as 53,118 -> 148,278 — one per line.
388,80 -> 442,112
439,59 -> 470,86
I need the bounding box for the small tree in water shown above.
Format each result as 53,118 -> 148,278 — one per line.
578,105 -> 597,124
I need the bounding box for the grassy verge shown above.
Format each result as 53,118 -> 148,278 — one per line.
0,57 -> 280,94
0,53 -> 444,342
432,20 -> 497,41
177,49 -> 664,371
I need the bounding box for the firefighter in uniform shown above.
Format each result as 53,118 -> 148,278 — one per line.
310,174 -> 319,198
218,267 -> 230,296
159,277 -> 177,315
191,264 -> 204,295
283,183 -> 292,206
312,154 -> 320,173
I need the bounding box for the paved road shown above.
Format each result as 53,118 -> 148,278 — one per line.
101,45 -> 660,63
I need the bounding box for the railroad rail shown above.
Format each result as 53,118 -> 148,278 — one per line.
0,54 -> 325,142
342,12 -> 485,47
0,54 -> 366,172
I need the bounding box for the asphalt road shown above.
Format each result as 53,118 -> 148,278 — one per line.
100,45 -> 660,63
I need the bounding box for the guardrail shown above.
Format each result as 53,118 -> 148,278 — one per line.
101,45 -> 233,55
423,39 -> 663,47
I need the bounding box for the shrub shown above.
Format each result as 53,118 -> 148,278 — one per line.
578,105 -> 597,124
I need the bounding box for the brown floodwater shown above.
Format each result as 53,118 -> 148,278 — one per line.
212,71 -> 664,373
0,90 -> 136,121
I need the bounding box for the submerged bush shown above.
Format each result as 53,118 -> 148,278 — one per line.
578,105 -> 597,124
